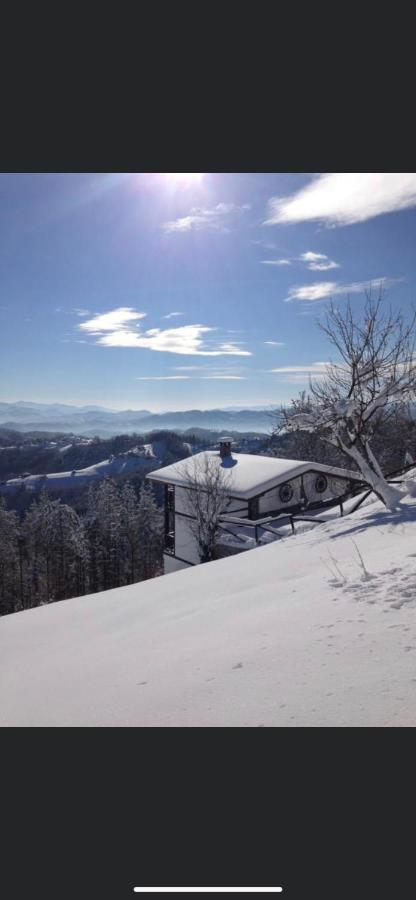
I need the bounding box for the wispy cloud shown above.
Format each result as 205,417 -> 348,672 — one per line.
285,277 -> 398,303
265,173 -> 416,227
80,308 -> 146,334
79,308 -> 252,357
163,203 -> 251,234
262,251 -> 339,271
173,365 -> 246,373
264,341 -> 285,346
251,239 -> 279,250
136,376 -> 190,381
270,362 -> 329,383
137,375 -> 245,381
162,311 -> 184,319
299,252 -> 339,271
270,363 -> 329,374
262,259 -> 292,266
73,308 -> 91,317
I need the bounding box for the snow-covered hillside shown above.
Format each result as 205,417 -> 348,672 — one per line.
0,446 -> 157,494
2,486 -> 416,727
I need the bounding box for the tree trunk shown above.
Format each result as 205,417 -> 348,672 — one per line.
342,440 -> 403,510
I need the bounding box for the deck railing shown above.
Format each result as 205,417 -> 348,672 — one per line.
218,461 -> 416,548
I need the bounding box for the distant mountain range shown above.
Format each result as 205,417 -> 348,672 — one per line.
0,401 -> 276,436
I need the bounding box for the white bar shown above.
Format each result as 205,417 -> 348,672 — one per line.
133,890 -> 283,894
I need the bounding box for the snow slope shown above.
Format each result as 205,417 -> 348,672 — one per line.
1,448 -> 157,493
2,488 -> 416,727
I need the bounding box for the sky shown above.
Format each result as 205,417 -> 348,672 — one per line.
1,171 -> 415,412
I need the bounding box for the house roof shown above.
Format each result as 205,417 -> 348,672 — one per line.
147,451 -> 363,500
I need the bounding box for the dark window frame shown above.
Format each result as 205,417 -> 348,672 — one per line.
164,484 -> 176,555
279,482 -> 294,505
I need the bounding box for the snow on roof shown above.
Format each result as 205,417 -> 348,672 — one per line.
147,451 -> 363,499
2,490 -> 416,727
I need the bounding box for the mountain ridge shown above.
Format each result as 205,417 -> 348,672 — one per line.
0,401 -> 276,436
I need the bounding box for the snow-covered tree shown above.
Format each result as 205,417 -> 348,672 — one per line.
86,479 -> 124,591
0,498 -> 20,614
24,489 -> 87,605
120,481 -> 141,583
135,482 -> 163,580
281,293 -> 416,509
183,455 -> 232,563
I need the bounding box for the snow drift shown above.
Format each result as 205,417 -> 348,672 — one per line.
2,487 -> 416,727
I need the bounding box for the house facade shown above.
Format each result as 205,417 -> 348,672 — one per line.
147,440 -> 365,573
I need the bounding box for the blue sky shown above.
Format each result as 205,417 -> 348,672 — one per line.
1,172 -> 415,411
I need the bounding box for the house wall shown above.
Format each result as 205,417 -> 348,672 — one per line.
171,486 -> 249,566
258,471 -> 353,516
162,470 -> 356,570
259,476 -> 303,515
302,471 -> 352,504
174,514 -> 201,565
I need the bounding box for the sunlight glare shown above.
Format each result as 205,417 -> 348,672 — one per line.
164,173 -> 204,185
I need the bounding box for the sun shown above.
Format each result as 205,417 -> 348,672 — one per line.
164,173 -> 204,185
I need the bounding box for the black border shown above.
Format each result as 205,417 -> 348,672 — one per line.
2,33 -> 415,900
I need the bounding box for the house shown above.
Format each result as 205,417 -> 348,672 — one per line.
147,439 -> 365,574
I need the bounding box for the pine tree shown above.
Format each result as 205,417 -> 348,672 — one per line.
24,489 -> 87,605
86,479 -> 124,590
0,497 -> 20,615
120,481 -> 141,583
136,482 -> 163,580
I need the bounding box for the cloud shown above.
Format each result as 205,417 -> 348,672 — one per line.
299,252 -> 340,271
285,277 -> 397,303
79,308 -> 252,357
136,375 -> 245,382
270,363 -> 329,374
261,259 -> 292,266
73,308 -> 91,317
265,173 -> 416,227
163,203 -> 250,233
262,251 -> 339,271
270,362 -> 329,383
251,240 -> 278,250
264,341 -> 285,346
136,376 -> 190,381
172,366 -> 247,376
80,308 -> 146,334
162,311 -> 184,319
308,262 -> 339,271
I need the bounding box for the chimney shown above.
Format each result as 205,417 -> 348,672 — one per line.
219,438 -> 233,459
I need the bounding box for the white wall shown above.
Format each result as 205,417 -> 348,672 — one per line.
302,472 -> 349,504
173,487 -> 249,566
259,477 -> 303,514
175,514 -> 201,565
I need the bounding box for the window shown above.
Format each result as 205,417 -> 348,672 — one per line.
164,485 -> 175,554
279,483 -> 294,504
315,474 -> 328,494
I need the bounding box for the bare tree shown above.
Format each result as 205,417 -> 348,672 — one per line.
282,291 -> 416,509
182,455 -> 232,562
